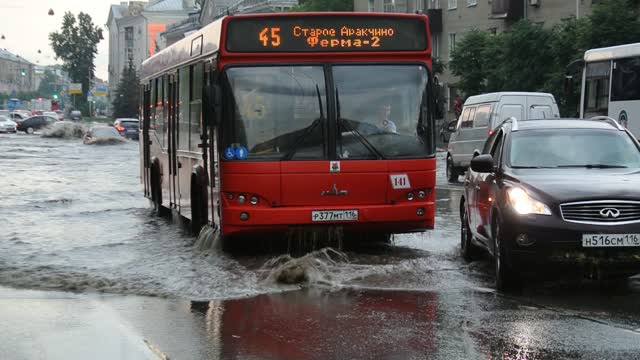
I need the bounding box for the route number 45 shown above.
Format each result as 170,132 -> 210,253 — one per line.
260,27 -> 281,47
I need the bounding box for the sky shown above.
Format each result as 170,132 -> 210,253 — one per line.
0,0 -> 117,82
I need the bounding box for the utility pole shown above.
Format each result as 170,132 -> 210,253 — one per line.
576,0 -> 580,19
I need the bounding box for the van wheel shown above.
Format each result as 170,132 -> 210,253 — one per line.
446,155 -> 459,183
26,127 -> 34,134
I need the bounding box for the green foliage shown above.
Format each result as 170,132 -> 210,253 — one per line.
112,62 -> 140,119
37,70 -> 62,99
449,0 -> 640,116
49,12 -> 103,105
449,30 -> 493,96
291,0 -> 353,12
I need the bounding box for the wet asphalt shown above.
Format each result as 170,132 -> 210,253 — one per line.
1,131 -> 639,360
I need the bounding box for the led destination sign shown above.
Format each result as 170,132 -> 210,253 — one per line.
226,16 -> 427,52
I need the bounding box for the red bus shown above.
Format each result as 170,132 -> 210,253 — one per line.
139,12 -> 437,243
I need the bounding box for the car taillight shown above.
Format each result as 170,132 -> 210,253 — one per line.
116,126 -> 125,132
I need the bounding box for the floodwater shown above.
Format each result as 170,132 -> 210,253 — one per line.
2,132 -> 640,359
0,132 -> 464,300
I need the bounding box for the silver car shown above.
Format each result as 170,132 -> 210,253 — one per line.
0,115 -> 17,133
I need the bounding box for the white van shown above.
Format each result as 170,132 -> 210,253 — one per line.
446,92 -> 559,182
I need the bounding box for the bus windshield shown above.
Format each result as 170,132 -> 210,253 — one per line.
334,65 -> 430,159
223,64 -> 431,160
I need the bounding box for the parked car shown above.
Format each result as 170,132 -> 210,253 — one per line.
70,110 -> 82,121
446,92 -> 560,183
43,111 -> 60,120
113,118 -> 139,140
16,115 -> 57,134
83,126 -> 123,144
9,112 -> 29,122
0,115 -> 17,133
460,116 -> 640,291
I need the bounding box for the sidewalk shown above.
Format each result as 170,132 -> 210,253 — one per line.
0,287 -> 160,360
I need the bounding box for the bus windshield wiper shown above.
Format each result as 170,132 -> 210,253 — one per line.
556,164 -> 628,169
283,84 -> 324,160
336,88 -> 384,160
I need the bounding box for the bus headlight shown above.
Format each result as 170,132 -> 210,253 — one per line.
237,195 -> 246,204
506,187 -> 551,216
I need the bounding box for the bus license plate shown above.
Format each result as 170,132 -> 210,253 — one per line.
582,234 -> 640,247
311,210 -> 358,222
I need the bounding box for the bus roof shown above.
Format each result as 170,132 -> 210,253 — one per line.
584,42 -> 640,62
140,12 -> 429,81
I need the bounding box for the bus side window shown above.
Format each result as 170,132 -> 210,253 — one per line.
178,66 -> 190,151
162,74 -> 169,149
190,63 -> 204,152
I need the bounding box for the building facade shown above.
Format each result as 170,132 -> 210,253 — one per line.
107,0 -> 198,103
0,49 -> 36,94
353,0 -> 598,111
200,0 -> 298,25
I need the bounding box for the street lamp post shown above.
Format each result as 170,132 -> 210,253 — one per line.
576,0 -> 580,19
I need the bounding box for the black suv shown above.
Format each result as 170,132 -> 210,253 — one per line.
460,117 -> 640,291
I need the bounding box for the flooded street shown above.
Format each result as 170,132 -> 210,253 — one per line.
2,133 -> 640,359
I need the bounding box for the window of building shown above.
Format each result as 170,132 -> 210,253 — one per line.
466,0 -> 477,6
384,0 -> 396,12
448,0 -> 457,9
448,33 -> 456,59
488,27 -> 497,35
368,0 -> 375,12
427,0 -> 440,9
416,0 -> 425,12
431,33 -> 440,59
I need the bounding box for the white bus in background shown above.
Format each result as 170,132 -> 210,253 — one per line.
580,42 -> 640,138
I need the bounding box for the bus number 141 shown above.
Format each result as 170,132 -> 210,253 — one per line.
259,27 -> 281,47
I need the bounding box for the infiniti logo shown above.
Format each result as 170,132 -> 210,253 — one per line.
600,208 -> 621,218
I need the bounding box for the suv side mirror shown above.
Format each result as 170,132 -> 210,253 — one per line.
472,149 -> 481,159
470,154 -> 495,173
446,120 -> 458,133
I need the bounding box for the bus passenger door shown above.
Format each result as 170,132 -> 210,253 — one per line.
142,85 -> 151,197
168,74 -> 180,210
205,60 -> 220,229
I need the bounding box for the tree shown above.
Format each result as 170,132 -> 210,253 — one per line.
37,69 -> 61,99
112,61 -> 140,118
449,30 -> 493,96
291,0 -> 353,12
49,12 -> 103,106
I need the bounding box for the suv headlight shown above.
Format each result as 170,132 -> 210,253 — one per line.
506,187 -> 551,215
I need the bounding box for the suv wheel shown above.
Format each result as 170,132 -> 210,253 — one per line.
446,155 -> 459,183
26,127 -> 34,134
461,205 -> 480,262
493,220 -> 521,292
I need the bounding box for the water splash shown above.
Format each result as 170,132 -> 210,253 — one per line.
262,248 -> 349,286
41,122 -> 86,139
84,137 -> 128,145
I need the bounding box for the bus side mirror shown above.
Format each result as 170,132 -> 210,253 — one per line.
204,84 -> 222,126
564,75 -> 573,98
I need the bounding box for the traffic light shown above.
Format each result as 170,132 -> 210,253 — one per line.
52,94 -> 58,99
20,70 -> 26,76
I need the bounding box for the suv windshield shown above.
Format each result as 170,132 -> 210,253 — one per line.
222,64 -> 431,160
509,129 -> 640,168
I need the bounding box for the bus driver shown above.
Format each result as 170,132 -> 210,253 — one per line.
358,102 -> 398,135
